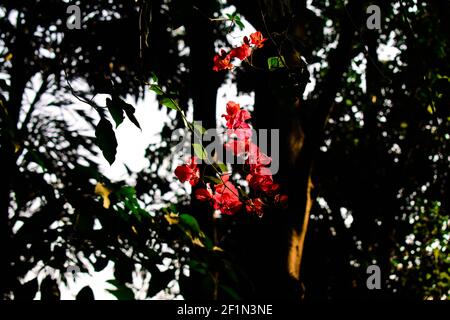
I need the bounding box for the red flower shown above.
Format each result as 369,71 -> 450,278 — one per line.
245,198 -> 264,217
174,156 -> 200,186
195,175 -> 242,215
247,142 -> 272,169
224,137 -> 249,156
222,101 -> 252,139
213,175 -> 242,215
250,31 -> 267,49
246,166 -> 275,194
195,184 -> 214,202
213,50 -> 233,72
229,43 -> 252,61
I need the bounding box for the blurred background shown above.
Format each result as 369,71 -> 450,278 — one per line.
0,0 -> 449,300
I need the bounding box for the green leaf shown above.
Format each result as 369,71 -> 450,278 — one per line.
267,56 -> 286,71
76,286 -> 95,300
150,72 -> 159,83
220,284 -> 241,300
95,118 -> 118,165
149,84 -> 164,95
160,97 -> 178,111
106,97 -> 125,128
192,143 -> 207,160
117,186 -> 136,198
215,162 -> 228,173
179,214 -> 201,234
234,15 -> 245,31
204,175 -> 223,185
235,20 -> 245,30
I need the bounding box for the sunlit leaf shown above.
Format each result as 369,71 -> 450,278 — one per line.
160,97 -> 178,111
149,84 -> 164,95
95,182 -> 112,209
267,56 -> 286,71
193,122 -> 206,135
164,212 -> 179,225
192,143 -> 207,160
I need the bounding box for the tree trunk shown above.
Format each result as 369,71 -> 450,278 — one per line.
230,0 -> 366,299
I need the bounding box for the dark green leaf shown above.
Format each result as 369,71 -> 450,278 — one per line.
120,100 -> 141,130
95,118 -> 118,165
76,286 -> 95,300
234,16 -> 245,31
220,284 -> 241,300
179,214 -> 201,234
106,97 -> 125,128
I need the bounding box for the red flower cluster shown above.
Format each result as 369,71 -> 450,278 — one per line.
188,100 -> 287,217
222,101 -> 252,139
195,175 -> 242,216
213,31 -> 267,72
174,156 -> 200,186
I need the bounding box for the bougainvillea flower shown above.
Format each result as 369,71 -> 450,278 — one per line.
245,198 -> 264,217
213,50 -> 233,72
250,31 -> 267,49
229,43 -> 252,61
246,166 -> 275,193
247,142 -> 272,168
195,183 -> 214,202
222,101 -> 252,139
224,137 -> 250,156
225,100 -> 241,117
212,175 -> 242,215
174,156 -> 200,186
213,192 -> 242,215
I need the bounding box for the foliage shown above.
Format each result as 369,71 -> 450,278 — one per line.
1,0 -> 450,301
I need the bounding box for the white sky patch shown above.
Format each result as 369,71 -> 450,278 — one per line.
340,207 -> 354,228
96,93 -> 169,182
59,262 -> 117,300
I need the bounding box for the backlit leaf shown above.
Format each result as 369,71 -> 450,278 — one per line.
95,118 -> 118,165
